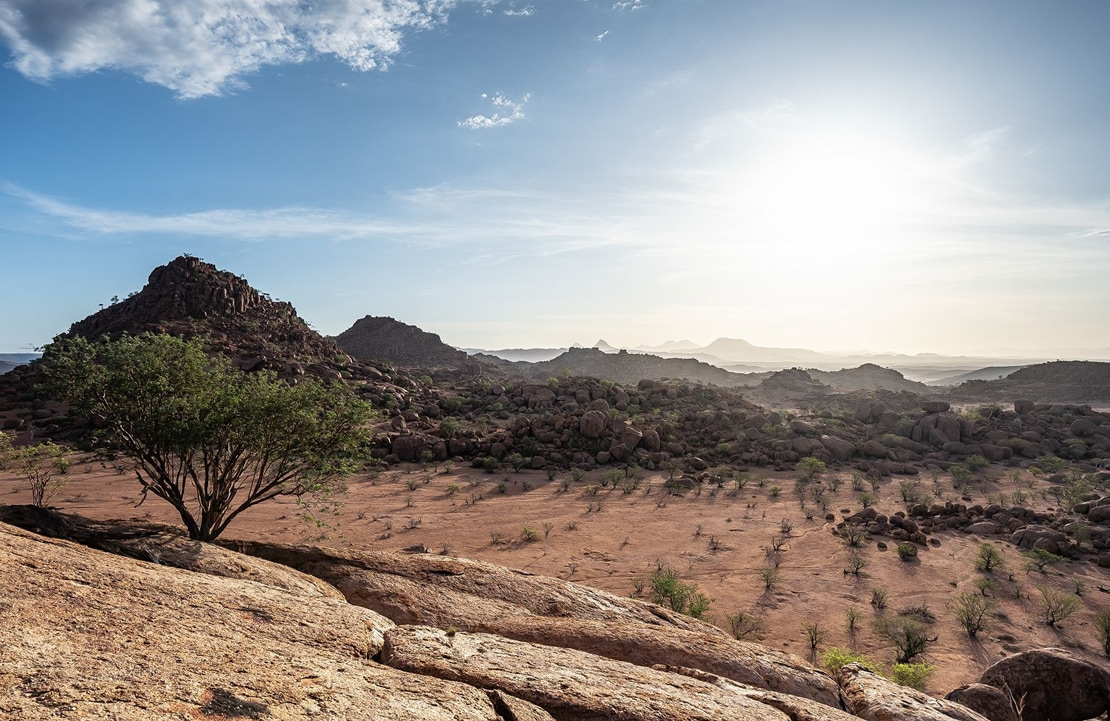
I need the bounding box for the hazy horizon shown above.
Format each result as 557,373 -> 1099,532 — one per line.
2,1 -> 1109,358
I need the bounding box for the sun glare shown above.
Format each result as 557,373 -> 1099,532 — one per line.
748,133 -> 912,246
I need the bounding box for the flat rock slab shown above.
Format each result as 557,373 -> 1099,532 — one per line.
0,521 -> 527,721
225,539 -> 723,634
838,665 -> 991,721
382,624 -> 799,721
480,615 -> 840,707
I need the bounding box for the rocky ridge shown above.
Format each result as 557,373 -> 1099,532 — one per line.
5,507 -> 1108,721
336,315 -> 475,372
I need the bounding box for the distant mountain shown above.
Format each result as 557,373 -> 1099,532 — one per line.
336,316 -> 469,369
592,339 -> 617,352
511,347 -> 760,387
927,366 -> 1029,387
462,347 -> 568,363
0,353 -> 40,365
63,255 -> 345,375
633,340 -> 700,353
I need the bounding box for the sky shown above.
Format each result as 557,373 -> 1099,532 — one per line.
2,0 -> 1110,357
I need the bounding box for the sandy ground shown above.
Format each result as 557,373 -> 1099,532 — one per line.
3,457 -> 1110,696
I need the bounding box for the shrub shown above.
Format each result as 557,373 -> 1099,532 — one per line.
845,607 -> 862,632
949,463 -> 972,484
842,524 -> 870,548
445,483 -> 461,495
951,591 -> 992,638
896,543 -> 918,561
845,553 -> 867,575
768,485 -> 782,498
570,468 -> 585,482
888,662 -> 935,691
725,610 -> 764,640
15,441 -> 70,508
858,492 -> 877,508
1022,548 -> 1064,573
966,454 -> 990,471
870,587 -> 889,609
974,577 -> 999,596
649,566 -> 712,619
802,622 -> 826,652
1037,585 -> 1081,627
520,526 -> 540,543
1095,610 -> 1110,655
0,430 -> 13,469
482,457 -> 500,473
797,457 -> 826,481
975,543 -> 1006,573
759,566 -> 781,590
874,616 -> 935,663
822,647 -> 873,674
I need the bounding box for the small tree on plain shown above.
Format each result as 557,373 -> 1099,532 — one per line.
41,334 -> 373,542
15,440 -> 70,507
874,616 -> 936,663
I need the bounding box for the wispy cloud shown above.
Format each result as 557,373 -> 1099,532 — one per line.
503,4 -> 534,16
612,0 -> 644,11
457,91 -> 531,129
595,31 -> 609,42
0,0 -> 453,99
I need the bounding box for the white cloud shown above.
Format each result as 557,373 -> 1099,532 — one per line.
457,91 -> 530,129
595,30 -> 609,42
503,4 -> 534,16
612,0 -> 643,10
0,0 -> 454,99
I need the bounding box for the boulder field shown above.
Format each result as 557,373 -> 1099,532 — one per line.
3,508 -> 1110,721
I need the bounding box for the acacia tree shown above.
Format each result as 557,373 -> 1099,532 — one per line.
41,334 -> 373,542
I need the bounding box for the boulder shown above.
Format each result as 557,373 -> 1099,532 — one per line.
945,684 -> 1020,721
923,400 -> 952,413
838,664 -> 991,721
790,419 -> 818,436
580,410 -> 608,439
641,428 -> 661,452
1014,399 -> 1035,415
963,521 -> 1001,535
862,440 -> 890,459
979,648 -> 1110,721
382,625 -> 795,721
821,435 -> 857,462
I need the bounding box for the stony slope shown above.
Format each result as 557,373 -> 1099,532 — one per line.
500,346 -> 759,387
949,361 -> 1110,403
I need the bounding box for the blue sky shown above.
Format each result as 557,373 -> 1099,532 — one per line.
2,1 -> 1109,356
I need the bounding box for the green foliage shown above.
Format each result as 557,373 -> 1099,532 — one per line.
802,622 -> 826,651
648,566 -> 711,619
888,663 -> 935,691
965,454 -> 990,471
15,440 -> 70,508
874,616 -> 935,664
439,417 -> 462,436
821,647 -> 874,674
949,463 -> 972,484
858,491 -> 877,508
570,467 -> 585,482
40,334 -> 372,541
797,457 -> 826,481
759,566 -> 781,590
505,452 -> 527,472
445,483 -> 461,495
975,543 -> 1006,573
768,485 -> 781,498
482,457 -> 500,473
1095,610 -> 1110,655
1022,548 -> 1064,573
870,587 -> 889,609
842,524 -> 870,548
951,591 -> 992,638
0,430 -> 13,469
520,525 -> 540,542
1034,455 -> 1067,473
896,542 -> 918,561
1037,585 -> 1081,626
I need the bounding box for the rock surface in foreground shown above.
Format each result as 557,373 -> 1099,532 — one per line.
0,521 -> 530,720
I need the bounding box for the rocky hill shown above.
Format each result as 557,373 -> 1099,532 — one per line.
491,347 -> 762,388
65,255 -> 347,376
811,364 -> 931,394
336,315 -> 471,370
949,361 -> 1110,403
3,505 -> 1105,721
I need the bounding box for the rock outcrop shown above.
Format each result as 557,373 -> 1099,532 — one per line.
838,665 -> 991,721
978,648 -> 1110,721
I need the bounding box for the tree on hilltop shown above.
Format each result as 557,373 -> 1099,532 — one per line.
41,333 -> 373,542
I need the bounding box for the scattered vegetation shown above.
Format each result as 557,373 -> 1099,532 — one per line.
14,440 -> 70,508
648,566 -> 711,619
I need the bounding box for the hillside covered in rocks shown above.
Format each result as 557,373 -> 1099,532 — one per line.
3,505 -> 1108,721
